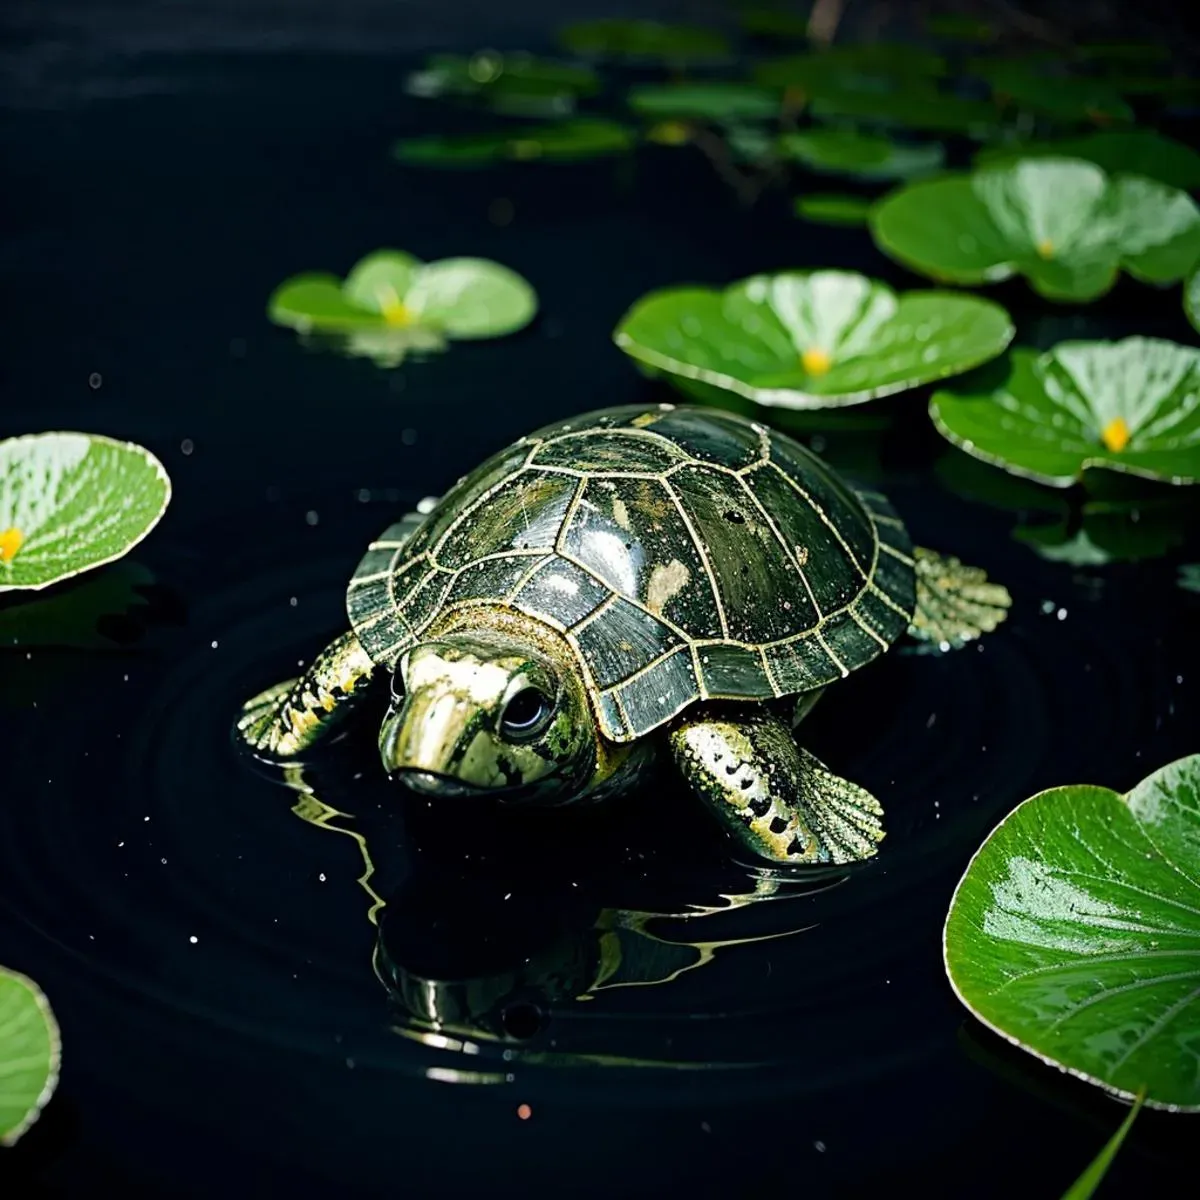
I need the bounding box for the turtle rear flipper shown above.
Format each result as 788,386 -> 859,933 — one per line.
668,705 -> 884,866
907,546 -> 1011,650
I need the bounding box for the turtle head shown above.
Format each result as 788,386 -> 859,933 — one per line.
379,625 -> 594,803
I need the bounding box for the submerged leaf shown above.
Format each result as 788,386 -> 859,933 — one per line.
871,158 -> 1200,302
0,966 -> 60,1145
0,434 -> 171,592
931,337 -> 1200,487
975,130 -> 1200,191
614,269 -> 1013,410
944,753 -> 1200,1110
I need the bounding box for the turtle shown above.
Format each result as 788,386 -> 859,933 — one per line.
237,403 -> 1011,865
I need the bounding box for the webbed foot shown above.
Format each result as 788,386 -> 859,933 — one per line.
908,546 -> 1011,650
235,630 -> 376,760
669,705 -> 884,866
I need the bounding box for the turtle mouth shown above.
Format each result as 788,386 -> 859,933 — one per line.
392,769 -> 490,798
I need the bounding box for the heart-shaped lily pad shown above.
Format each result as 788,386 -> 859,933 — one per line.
269,250 -> 537,345
931,337 -> 1200,487
627,83 -> 782,122
0,966 -> 60,1145
975,131 -> 1200,191
394,118 -> 633,166
944,753 -> 1200,1110
0,434 -> 171,592
1186,271 -> 1199,334
613,270 -> 1014,410
793,193 -> 873,226
779,128 -> 945,180
559,19 -> 729,63
871,159 -> 1200,302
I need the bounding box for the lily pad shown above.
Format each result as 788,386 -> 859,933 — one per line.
1016,500 -> 1193,565
930,337 -> 1200,487
1179,564 -> 1200,593
974,131 -> 1200,191
871,159 -> 1200,302
613,270 -> 1014,410
1186,271 -> 1200,334
944,753 -> 1200,1110
0,966 -> 60,1145
793,193 -> 873,226
977,62 -> 1133,124
756,45 -> 947,88
406,52 -> 598,108
0,433 -> 171,592
269,250 -> 537,344
394,118 -> 633,167
559,20 -> 730,64
779,128 -> 944,180
808,82 -> 997,135
627,83 -> 782,122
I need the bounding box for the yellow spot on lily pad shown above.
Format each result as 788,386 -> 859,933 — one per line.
0,527 -> 24,564
1036,238 -> 1054,259
1102,416 -> 1131,452
802,347 -> 833,376
647,120 -> 692,146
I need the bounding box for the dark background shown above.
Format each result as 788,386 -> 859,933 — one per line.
1,2 -> 1198,1197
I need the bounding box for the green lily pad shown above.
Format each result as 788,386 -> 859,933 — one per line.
931,337 -> 1200,487
0,966 -> 60,1145
1186,271 -> 1200,334
393,118 -> 634,166
944,752 -> 1200,1110
808,82 -> 997,135
779,128 -> 945,180
269,250 -> 537,343
977,62 -> 1134,124
793,193 -> 873,226
406,52 -> 598,107
1016,500 -> 1193,565
1179,564 -> 1200,593
613,269 -> 1014,410
627,83 -> 782,122
559,20 -> 730,63
0,434 -> 171,593
756,45 -> 947,88
974,131 -> 1200,191
871,159 -> 1200,302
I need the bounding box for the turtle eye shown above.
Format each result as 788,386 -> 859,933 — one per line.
499,687 -> 553,741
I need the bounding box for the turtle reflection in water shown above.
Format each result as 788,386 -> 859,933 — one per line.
238,404 -> 1010,864
376,865 -> 838,1050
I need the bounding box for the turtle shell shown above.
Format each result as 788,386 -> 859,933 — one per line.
348,404 -> 916,744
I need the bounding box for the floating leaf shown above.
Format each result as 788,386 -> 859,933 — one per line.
406,52 -> 598,108
931,338 -> 1200,487
944,753 -> 1200,1110
393,118 -> 634,166
793,193 -> 873,226
974,131 -> 1200,191
808,83 -> 997,135
627,83 -> 782,122
779,128 -> 944,180
614,270 -> 1013,410
0,434 -> 171,592
0,966 -> 60,1145
1015,500 -> 1193,565
871,159 -> 1200,302
1074,41 -> 1169,65
269,250 -> 537,345
756,45 -> 947,88
559,20 -> 730,63
1179,564 -> 1200,593
976,62 -> 1133,124
1186,271 -> 1200,335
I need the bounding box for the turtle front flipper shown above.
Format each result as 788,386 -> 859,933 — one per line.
907,546 -> 1012,650
668,705 -> 884,866
236,630 -> 377,761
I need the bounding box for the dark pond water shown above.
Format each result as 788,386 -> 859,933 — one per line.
2,12 -> 1199,1199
